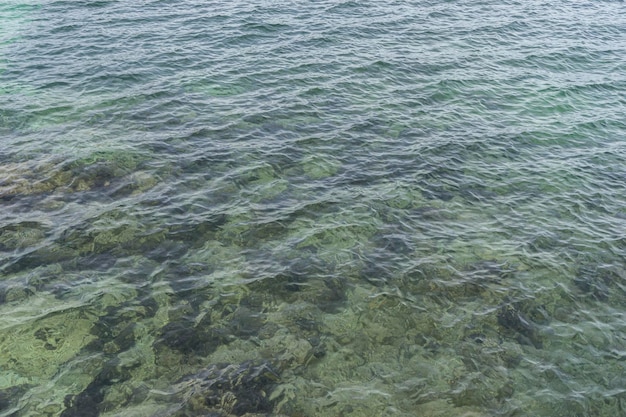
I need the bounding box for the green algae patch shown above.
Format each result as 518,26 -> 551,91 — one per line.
376,182 -> 428,210
0,296 -> 95,381
0,148 -> 157,200
61,207 -> 168,256
185,239 -> 245,271
301,154 -> 341,180
190,82 -> 249,97
68,149 -> 144,173
290,207 -> 381,258
0,221 -> 48,251
243,178 -> 290,203
0,159 -> 70,198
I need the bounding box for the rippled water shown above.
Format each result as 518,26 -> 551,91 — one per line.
1,0 -> 626,416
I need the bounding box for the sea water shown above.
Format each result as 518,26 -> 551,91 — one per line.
1,0 -> 625,416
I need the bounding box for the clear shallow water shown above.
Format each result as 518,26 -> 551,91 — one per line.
1,0 -> 626,416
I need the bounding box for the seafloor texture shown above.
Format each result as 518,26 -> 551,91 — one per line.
1,0 -> 626,416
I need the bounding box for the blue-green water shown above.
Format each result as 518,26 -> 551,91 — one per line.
1,0 -> 626,416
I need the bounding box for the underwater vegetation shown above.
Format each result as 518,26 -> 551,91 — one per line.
1,97 -> 626,416
2,0 -> 626,416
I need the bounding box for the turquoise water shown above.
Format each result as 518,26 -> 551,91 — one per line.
1,0 -> 626,416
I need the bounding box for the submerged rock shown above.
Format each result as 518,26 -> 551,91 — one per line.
0,385 -> 29,413
154,318 -> 230,357
573,264 -> 620,302
497,302 -> 544,349
173,360 -> 280,416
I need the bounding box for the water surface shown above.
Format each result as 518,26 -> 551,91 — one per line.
1,0 -> 626,416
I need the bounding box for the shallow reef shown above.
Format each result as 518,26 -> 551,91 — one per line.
2,0 -> 626,414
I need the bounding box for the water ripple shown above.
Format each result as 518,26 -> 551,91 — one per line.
1,0 -> 626,416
